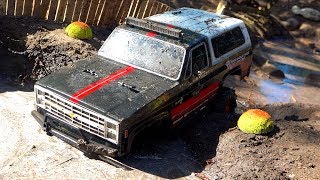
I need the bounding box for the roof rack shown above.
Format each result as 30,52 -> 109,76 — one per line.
125,17 -> 184,40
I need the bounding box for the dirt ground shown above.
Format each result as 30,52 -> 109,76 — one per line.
0,0 -> 320,179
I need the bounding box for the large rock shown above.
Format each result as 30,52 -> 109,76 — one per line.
291,5 -> 320,21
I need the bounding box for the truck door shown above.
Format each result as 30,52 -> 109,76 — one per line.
170,42 -> 220,125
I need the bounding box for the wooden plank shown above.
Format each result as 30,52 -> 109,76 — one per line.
56,0 -> 68,22
15,0 -> 24,16
79,0 -> 90,22
48,0 -> 59,20
136,0 -> 147,18
160,3 -> 167,13
92,0 -> 105,25
101,0 -> 122,27
7,0 -> 15,15
98,0 -> 109,25
155,1 -> 161,14
127,0 -> 138,17
72,0 -> 83,21
150,1 -> 159,15
143,0 -> 154,17
65,0 -> 76,22
39,0 -> 50,19
86,0 -> 99,24
132,0 -> 143,17
33,0 -> 41,17
114,0 -> 124,21
0,0 -> 7,15
165,5 -> 170,12
23,0 -> 33,16
115,0 -> 131,24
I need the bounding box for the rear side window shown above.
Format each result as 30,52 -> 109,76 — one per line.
211,27 -> 245,58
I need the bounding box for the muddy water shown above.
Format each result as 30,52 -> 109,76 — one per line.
254,41 -> 320,105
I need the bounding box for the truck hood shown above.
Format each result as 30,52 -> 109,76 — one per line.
36,56 -> 177,121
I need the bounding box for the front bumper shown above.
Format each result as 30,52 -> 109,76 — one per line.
31,110 -> 118,157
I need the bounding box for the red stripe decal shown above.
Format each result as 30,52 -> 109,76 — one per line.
167,24 -> 174,28
146,31 -> 157,37
70,66 -> 136,104
170,81 -> 221,121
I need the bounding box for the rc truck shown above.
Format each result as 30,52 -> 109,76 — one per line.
32,7 -> 252,159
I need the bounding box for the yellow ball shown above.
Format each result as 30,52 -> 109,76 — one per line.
238,109 -> 274,134
65,21 -> 93,39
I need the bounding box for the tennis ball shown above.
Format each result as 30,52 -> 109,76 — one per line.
238,109 -> 274,134
65,21 -> 93,39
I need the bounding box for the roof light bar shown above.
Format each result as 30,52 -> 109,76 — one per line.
125,17 -> 183,39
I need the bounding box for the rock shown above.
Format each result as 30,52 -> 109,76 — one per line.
261,62 -> 285,79
285,18 -> 301,31
305,73 -> 320,87
299,23 -> 315,38
291,5 -> 320,21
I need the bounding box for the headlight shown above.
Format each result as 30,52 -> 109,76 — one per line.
35,88 -> 45,107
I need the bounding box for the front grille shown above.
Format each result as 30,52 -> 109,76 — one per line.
35,86 -> 119,144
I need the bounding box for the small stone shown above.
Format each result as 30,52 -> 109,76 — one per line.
285,18 -> 301,31
261,62 -> 285,79
308,163 -> 315,168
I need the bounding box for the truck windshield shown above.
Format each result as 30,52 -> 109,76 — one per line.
98,28 -> 186,80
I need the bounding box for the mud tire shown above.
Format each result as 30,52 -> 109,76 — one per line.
210,87 -> 237,120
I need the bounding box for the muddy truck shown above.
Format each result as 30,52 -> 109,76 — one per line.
32,7 -> 252,159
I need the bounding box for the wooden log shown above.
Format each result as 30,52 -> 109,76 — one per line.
56,0 -> 68,22
23,0 -> 33,16
65,0 -> 76,22
86,0 -> 100,24
15,0 -> 24,16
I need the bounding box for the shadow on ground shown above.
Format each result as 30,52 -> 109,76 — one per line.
117,107 -> 239,178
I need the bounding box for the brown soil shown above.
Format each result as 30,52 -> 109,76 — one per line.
1,0 -> 320,179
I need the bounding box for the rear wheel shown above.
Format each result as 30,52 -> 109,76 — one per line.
209,87 -> 237,120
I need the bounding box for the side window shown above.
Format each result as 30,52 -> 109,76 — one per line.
211,27 -> 245,58
191,43 -> 208,73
